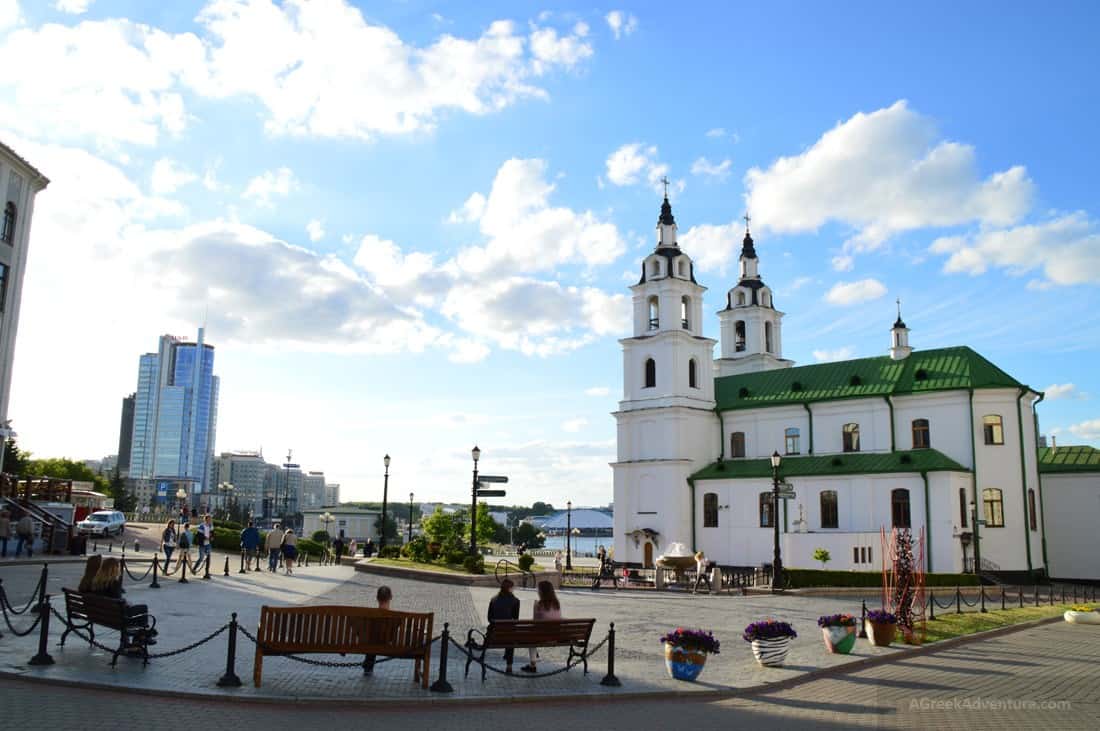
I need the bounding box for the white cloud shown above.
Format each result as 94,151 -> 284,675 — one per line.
445,338 -> 491,364
528,24 -> 593,75
1067,419 -> 1100,441
605,143 -> 676,193
690,156 -> 732,181
678,222 -> 743,274
705,127 -> 726,138
447,192 -> 487,223
745,100 -> 1034,255
1045,383 -> 1084,401
831,254 -> 854,272
55,0 -> 92,13
930,212 -> 1100,287
150,158 -> 197,195
584,386 -> 610,397
306,218 -> 325,242
242,166 -> 298,207
824,278 -> 887,306
561,418 -> 588,433
1,0 -> 20,29
813,347 -> 855,362
353,234 -> 436,289
202,158 -> 225,191
605,10 -> 638,39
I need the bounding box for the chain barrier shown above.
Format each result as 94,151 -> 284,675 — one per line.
48,605 -> 229,659
929,594 -> 956,610
0,574 -> 45,615
235,625 -> 442,668
161,558 -> 182,576
451,633 -> 609,679
0,587 -> 44,636
958,591 -> 980,608
121,558 -> 156,582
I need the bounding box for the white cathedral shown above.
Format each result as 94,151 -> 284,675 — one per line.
612,195 -> 1049,578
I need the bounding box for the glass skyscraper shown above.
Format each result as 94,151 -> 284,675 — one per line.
129,328 -> 220,503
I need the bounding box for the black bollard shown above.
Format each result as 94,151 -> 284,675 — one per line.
223,556 -> 230,577
151,554 -> 160,589
239,551 -> 246,574
28,594 -> 54,666
217,612 -> 243,687
93,541 -> 97,553
600,622 -> 621,687
108,542 -> 112,553
1018,586 -> 1023,608
956,587 -> 962,614
929,591 -> 935,620
37,564 -> 48,609
1049,586 -> 1054,606
179,556 -> 189,584
429,623 -> 453,693
1034,585 -> 1039,607
1062,587 -> 1066,604
980,586 -> 987,613
1001,587 -> 1006,611
203,553 -> 212,580
858,600 -> 868,638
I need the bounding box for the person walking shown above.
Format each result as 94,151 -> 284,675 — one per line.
14,513 -> 34,558
692,551 -> 711,594
488,578 -> 521,673
175,522 -> 192,572
363,537 -> 375,558
0,509 -> 11,558
332,534 -> 345,562
281,528 -> 298,575
520,581 -> 562,673
554,551 -> 563,573
265,524 -> 283,572
197,514 -> 214,566
239,521 -> 260,570
161,520 -> 177,571
348,538 -> 357,557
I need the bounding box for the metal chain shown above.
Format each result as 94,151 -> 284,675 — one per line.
1,592 -> 44,636
958,592 -> 979,608
930,594 -> 956,610
122,558 -> 156,582
0,574 -> 44,615
449,633 -> 609,679
49,606 -> 121,653
161,559 -> 181,576
48,605 -> 229,659
236,626 -> 443,668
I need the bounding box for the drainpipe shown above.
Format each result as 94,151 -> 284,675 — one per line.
801,403 -> 814,454
1032,393 -> 1048,574
921,471 -> 932,573
1015,389 -> 1033,575
968,388 -> 981,576
884,396 -> 896,452
688,477 -> 697,553
716,409 -> 726,460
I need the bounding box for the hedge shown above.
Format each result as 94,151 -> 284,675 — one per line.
785,569 -> 979,589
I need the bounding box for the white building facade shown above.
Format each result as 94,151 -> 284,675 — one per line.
1038,446 -> 1100,581
613,197 -> 1048,578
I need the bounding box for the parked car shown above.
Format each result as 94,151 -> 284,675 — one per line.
77,510 -> 126,537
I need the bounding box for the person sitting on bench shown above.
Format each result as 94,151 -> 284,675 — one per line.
78,555 -> 103,593
88,558 -> 158,643
521,581 -> 562,673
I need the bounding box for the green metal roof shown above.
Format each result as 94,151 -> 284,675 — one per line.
1037,445 -> 1100,474
689,448 -> 970,481
715,346 -> 1025,411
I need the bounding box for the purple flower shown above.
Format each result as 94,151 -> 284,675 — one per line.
742,620 -> 797,642
866,609 -> 897,624
660,628 -> 721,654
817,613 -> 858,628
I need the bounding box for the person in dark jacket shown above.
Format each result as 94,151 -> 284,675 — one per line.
239,521 -> 261,570
487,578 -> 521,673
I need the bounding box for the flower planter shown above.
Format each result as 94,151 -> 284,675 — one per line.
750,637 -> 792,666
664,643 -> 708,681
1064,610 -> 1100,625
865,620 -> 897,647
821,625 -> 856,654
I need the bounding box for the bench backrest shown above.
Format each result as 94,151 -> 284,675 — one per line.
62,588 -> 128,630
256,605 -> 433,654
484,618 -> 596,648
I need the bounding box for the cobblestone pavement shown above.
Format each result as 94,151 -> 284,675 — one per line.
1,620 -> 1096,729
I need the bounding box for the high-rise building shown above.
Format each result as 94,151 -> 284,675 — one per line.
117,393 -> 135,477
128,328 -> 220,505
324,482 -> 341,506
0,141 -> 49,424
302,471 -> 326,509
215,450 -> 268,517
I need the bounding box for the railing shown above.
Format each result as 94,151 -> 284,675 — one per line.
494,559 -> 536,588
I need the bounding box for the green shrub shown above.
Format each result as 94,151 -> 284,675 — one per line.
517,554 -> 535,572
311,530 -> 330,544
217,520 -> 243,532
378,546 -> 402,559
211,527 -> 244,552
402,536 -> 429,562
297,538 -> 324,556
445,549 -> 468,565
463,555 -> 485,574
784,569 -> 979,588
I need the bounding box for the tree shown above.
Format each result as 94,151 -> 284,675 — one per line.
514,522 -> 545,548
1,437 -> 31,476
108,473 -> 137,513
813,548 -> 831,569
472,502 -> 497,546
531,501 -> 555,515
373,513 -> 399,542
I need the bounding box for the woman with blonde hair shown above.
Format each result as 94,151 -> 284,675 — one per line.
521,580 -> 562,673
78,554 -> 103,593
90,558 -> 157,643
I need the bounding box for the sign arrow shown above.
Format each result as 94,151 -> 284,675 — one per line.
476,489 -> 507,498
478,475 -> 508,483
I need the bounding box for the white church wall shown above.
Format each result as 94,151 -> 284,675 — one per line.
1042,472 -> 1100,580
613,461 -> 695,565
1020,398 -> 1045,571
784,531 -> 884,571
971,389 -> 1031,571
812,399 -> 892,454
722,406 -> 808,459
927,472 -> 964,573
891,392 -> 972,466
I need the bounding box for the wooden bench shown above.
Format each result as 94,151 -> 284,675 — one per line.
60,588 -> 157,666
464,618 -> 596,681
253,605 -> 433,688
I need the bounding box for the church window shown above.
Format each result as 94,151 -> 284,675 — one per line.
678,259 -> 687,277
688,358 -> 698,389
891,488 -> 911,529
912,419 -> 930,449
759,492 -> 774,528
842,423 -> 860,453
764,322 -> 774,353
734,321 -> 746,352
959,487 -> 968,528
650,260 -> 661,278
1028,489 -> 1037,531
703,493 -> 718,528
820,490 -> 838,529
785,427 -> 800,455
644,359 -> 656,388
762,291 -> 770,307
730,432 -> 746,458
0,202 -> 14,244
983,415 -> 1004,445
681,295 -> 690,329
648,296 -> 659,330
736,291 -> 746,306
982,488 -> 1004,527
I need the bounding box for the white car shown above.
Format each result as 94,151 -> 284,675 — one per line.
77,510 -> 126,537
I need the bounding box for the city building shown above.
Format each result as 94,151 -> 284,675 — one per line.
302,507 -> 380,543
127,328 -> 220,508
1038,445 -> 1100,581
214,450 -> 269,517
302,471 -> 326,509
117,393 -> 135,478
324,482 -> 340,506
613,196 -> 1049,578
0,141 -> 49,425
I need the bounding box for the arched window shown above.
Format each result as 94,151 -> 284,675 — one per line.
983,415 -> 1004,445
820,490 -> 838,529
912,418 -> 930,449
0,202 -> 15,244
703,492 -> 718,528
759,492 -> 774,528
762,291 -> 770,307
681,295 -> 690,329
764,321 -> 774,353
891,488 -> 911,528
1028,489 -> 1037,531
648,296 -> 659,330
644,358 -> 656,388
734,320 -> 746,352
688,358 -> 698,389
785,427 -> 800,455
678,259 -> 687,277
736,291 -> 746,306
730,431 -> 746,458
842,423 -> 860,452
649,259 -> 660,278
982,488 -> 1004,527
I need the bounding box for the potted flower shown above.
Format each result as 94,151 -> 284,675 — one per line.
660,628 -> 720,681
817,613 -> 858,654
1064,605 -> 1100,625
742,620 -> 797,666
865,609 -> 897,647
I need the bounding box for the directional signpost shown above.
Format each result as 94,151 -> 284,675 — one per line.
476,489 -> 507,497
477,474 -> 508,498
776,488 -> 797,500
478,476 -> 508,483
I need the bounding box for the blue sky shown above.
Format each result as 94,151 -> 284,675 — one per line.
3,0 -> 1098,505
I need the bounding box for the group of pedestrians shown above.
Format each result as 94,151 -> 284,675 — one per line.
0,509 -> 39,559
158,516 -> 211,573
159,517 -> 300,575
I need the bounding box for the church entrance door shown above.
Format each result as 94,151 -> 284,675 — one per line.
643,542 -> 654,568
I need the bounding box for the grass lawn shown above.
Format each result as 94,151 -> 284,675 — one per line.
920,603 -> 1093,643
368,557 -> 544,575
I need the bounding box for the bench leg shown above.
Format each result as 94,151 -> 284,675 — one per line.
464,644 -> 474,679
253,648 -> 263,688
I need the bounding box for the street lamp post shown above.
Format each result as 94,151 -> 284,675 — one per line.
969,500 -> 983,576
565,501 -> 573,570
283,449 -> 292,530
770,451 -> 784,593
408,492 -> 414,544
380,455 -> 391,551
320,511 -> 334,547
218,482 -> 234,519
470,446 -> 480,557
176,487 -> 187,519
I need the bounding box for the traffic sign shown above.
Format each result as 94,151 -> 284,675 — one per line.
476,489 -> 507,498
776,489 -> 796,500
478,475 -> 509,483
282,463 -> 300,469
